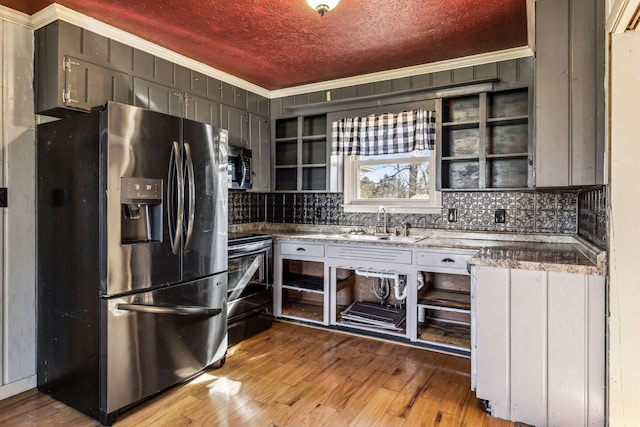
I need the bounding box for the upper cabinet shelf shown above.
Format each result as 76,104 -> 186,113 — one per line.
274,114 -> 328,192
437,87 -> 532,190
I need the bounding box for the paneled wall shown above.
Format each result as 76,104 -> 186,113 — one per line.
0,19 -> 36,399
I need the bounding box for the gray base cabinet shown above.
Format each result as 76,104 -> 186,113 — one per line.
471,265 -> 605,426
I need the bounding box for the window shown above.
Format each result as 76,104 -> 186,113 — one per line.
342,150 -> 441,213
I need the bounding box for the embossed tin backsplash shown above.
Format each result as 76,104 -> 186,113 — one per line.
578,186 -> 607,249
230,189 -> 584,235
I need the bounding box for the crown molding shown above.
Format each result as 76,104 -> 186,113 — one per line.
8,3 -> 534,100
29,4 -> 272,98
270,46 -> 533,98
607,0 -> 640,33
0,5 -> 33,28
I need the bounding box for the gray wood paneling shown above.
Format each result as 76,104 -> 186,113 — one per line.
133,48 -> 154,79
109,39 -> 133,72
235,87 -> 247,109
206,76 -> 222,101
191,71 -> 207,95
308,91 -> 325,104
374,80 -> 392,94
547,272 -> 587,426
339,86 -> 357,99
475,63 -> 498,80
509,269 -> 546,426
570,0 -> 597,185
191,94 -> 220,126
475,266 -> 510,420
392,77 -> 411,92
356,83 -> 375,97
249,114 -> 271,192
221,81 -> 235,105
411,73 -> 432,89
57,21 -> 82,59
221,104 -> 249,147
154,57 -> 174,86
81,29 -> 109,62
453,66 -> 474,82
432,70 -> 453,86
3,20 -> 36,385
535,0 -> 603,187
174,65 -> 190,91
474,266 -> 605,425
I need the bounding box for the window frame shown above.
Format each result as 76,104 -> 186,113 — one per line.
342,150 -> 442,214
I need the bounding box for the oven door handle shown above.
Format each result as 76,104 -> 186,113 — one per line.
117,303 -> 222,317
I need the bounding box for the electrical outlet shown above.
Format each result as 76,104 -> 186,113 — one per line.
447,208 -> 457,222
495,208 -> 506,224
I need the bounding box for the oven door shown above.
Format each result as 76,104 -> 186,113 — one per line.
228,247 -> 271,322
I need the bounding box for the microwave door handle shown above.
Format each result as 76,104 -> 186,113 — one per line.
240,153 -> 246,188
117,303 -> 222,317
168,141 -> 183,254
183,142 -> 196,251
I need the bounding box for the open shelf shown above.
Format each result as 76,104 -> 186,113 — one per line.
418,319 -> 471,351
438,87 -> 531,190
418,289 -> 471,312
282,274 -> 324,293
274,114 -> 328,192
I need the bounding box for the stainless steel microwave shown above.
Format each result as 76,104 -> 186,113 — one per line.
228,145 -> 252,190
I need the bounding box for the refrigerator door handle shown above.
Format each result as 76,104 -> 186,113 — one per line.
168,141 -> 184,254
117,303 -> 222,317
183,142 -> 196,251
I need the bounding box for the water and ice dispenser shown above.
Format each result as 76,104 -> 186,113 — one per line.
120,177 -> 163,244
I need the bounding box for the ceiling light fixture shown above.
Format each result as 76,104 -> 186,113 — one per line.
306,0 -> 340,17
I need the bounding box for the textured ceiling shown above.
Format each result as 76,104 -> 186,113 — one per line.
3,0 -> 528,90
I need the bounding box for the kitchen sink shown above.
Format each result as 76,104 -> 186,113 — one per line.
294,233 -> 425,243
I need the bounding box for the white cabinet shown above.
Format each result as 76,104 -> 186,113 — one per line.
273,241 -> 329,324
471,265 -> 605,426
415,249 -> 475,356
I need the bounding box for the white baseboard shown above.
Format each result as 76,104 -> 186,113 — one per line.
0,375 -> 36,401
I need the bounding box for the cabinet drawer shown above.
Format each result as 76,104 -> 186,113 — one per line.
279,242 -> 325,258
327,245 -> 412,265
416,250 -> 474,272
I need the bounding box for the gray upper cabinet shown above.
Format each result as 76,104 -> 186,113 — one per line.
221,104 -> 250,148
36,20 -> 131,117
437,88 -> 532,190
249,114 -> 271,192
534,0 -> 605,187
132,77 -> 183,117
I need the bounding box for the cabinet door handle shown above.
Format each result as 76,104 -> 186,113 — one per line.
296,247 -> 306,252
441,258 -> 455,263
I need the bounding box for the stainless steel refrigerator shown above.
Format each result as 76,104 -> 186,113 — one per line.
36,102 -> 228,425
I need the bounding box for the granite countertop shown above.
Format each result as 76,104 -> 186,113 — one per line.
231,223 -> 607,276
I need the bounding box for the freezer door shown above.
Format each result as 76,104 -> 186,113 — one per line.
104,273 -> 227,414
182,119 -> 228,279
106,103 -> 182,295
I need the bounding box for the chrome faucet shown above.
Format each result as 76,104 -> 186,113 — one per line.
377,206 -> 388,234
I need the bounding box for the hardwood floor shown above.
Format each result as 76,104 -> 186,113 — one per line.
0,321 -> 516,426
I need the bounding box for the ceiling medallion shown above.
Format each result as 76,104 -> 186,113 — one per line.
306,0 -> 340,17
